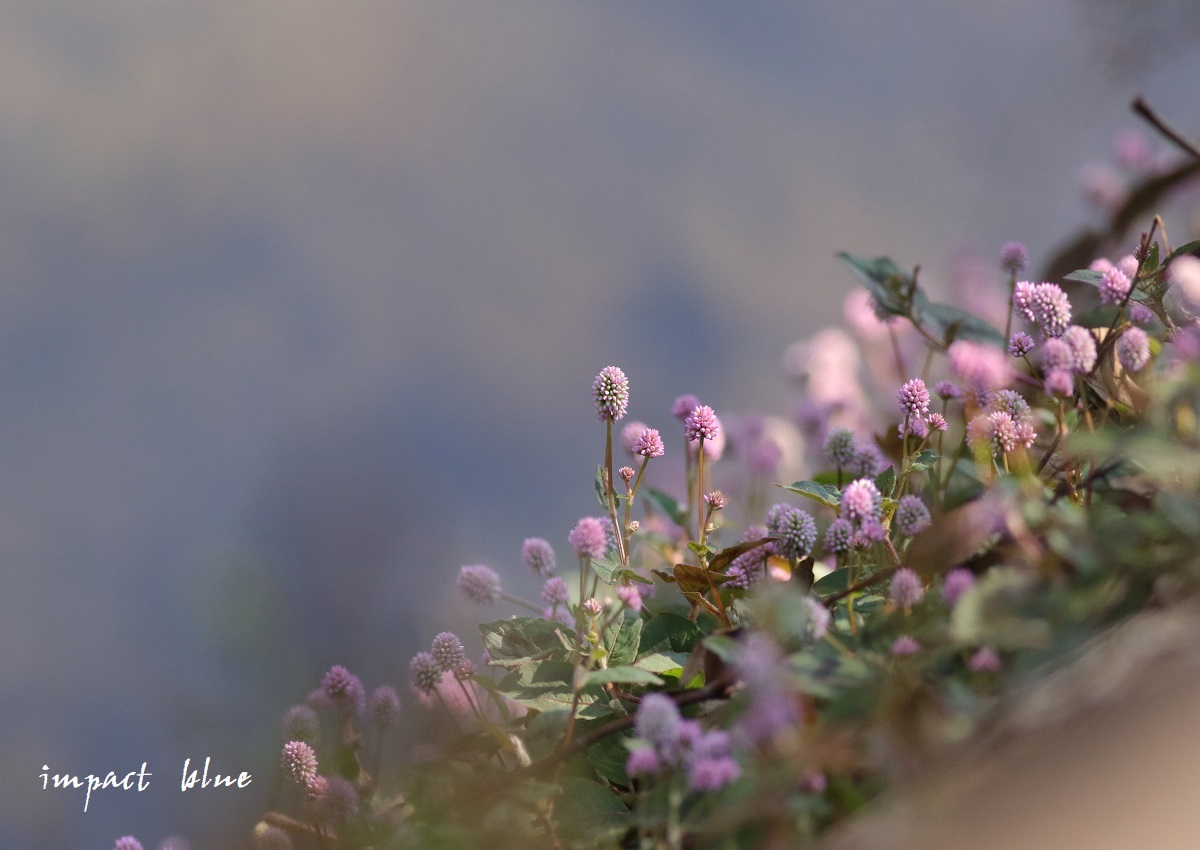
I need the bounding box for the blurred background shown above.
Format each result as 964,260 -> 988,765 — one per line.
0,0 -> 1197,846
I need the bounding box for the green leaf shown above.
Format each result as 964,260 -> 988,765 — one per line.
590,556 -> 622,584
687,541 -> 716,559
634,652 -> 689,675
587,733 -> 633,787
1162,239 -> 1200,266
603,609 -> 643,667
875,465 -> 897,497
836,252 -> 913,317
555,777 -> 630,841
639,612 -> 705,655
917,301 -> 1005,346
812,567 -> 853,598
594,464 -> 608,509
480,618 -> 576,666
642,487 -> 689,528
1064,269 -> 1104,286
908,448 -> 939,471
585,665 -> 663,687
779,479 -> 841,509
788,646 -> 873,698
703,634 -> 739,662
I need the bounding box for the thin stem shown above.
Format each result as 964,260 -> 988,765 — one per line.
695,439 -> 706,545
499,590 -> 545,615
1133,96 -> 1200,161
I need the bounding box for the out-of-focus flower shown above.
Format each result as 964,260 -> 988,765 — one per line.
621,420 -> 649,455
1063,326 -> 1097,374
409,652 -> 441,696
282,705 -> 319,744
521,537 -> 556,577
457,564 -> 502,605
894,495 -> 931,537
1117,326 -> 1150,372
1099,267 -> 1132,305
968,646 -> 1002,673
568,517 -> 608,560
890,635 -> 921,656
370,686 -> 401,727
840,479 -> 883,525
889,567 -> 924,608
321,665 -> 365,714
942,568 -> 975,606
1000,241 -> 1029,273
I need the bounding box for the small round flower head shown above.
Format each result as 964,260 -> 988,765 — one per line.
521,537 -> 556,577
321,665 -> 365,713
592,366 -> 630,422
1117,326 -> 1150,372
671,393 -> 701,421
1040,337 -> 1075,373
990,389 -> 1031,422
1000,241 -> 1029,273
544,605 -> 574,627
897,378 -> 931,419
748,436 -> 783,475
968,646 -> 1002,673
282,704 -> 320,744
626,746 -> 661,777
1099,266 -> 1133,305
619,465 -> 635,485
889,567 -> 924,609
704,491 -> 727,511
456,564 -> 501,605
408,652 -> 441,695
304,774 -> 328,803
899,416 -> 929,440
1170,255 -> 1200,310
617,583 -> 643,613
316,775 -> 360,825
890,635 -> 921,656
621,420 -> 649,454
634,692 -> 682,746
935,380 -> 962,400
1014,281 -> 1072,338
948,340 -> 1013,395
599,516 -> 619,553
568,517 -> 607,560
688,756 -> 741,792
541,576 -> 570,605
254,822 -> 295,850
582,597 -> 603,617
282,740 -> 319,786
1008,332 -> 1035,358
823,517 -> 854,554
1129,302 -> 1154,325
805,596 -> 831,639
454,658 -> 477,680
114,838 -> 144,850
1063,325 -> 1097,374
1044,368 -> 1074,397
926,412 -> 948,432
431,632 -> 467,673
942,568 -> 975,606
987,411 -> 1033,454
850,442 -> 886,477
684,405 -> 720,442
634,427 -> 665,458
840,478 -> 883,525
369,686 -> 401,727
802,771 -> 828,793
851,518 -> 886,548
894,495 -> 931,537
823,426 -> 858,468
767,503 -> 817,560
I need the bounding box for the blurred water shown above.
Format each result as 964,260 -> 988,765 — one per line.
0,1 -> 1197,846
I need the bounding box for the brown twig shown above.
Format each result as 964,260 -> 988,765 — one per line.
1133,96 -> 1200,162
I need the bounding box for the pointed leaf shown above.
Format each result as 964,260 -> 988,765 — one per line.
779,479 -> 841,509
585,665 -> 663,687
603,609 -> 643,667
480,618 -> 576,666
709,536 -> 775,573
639,612 -> 705,655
